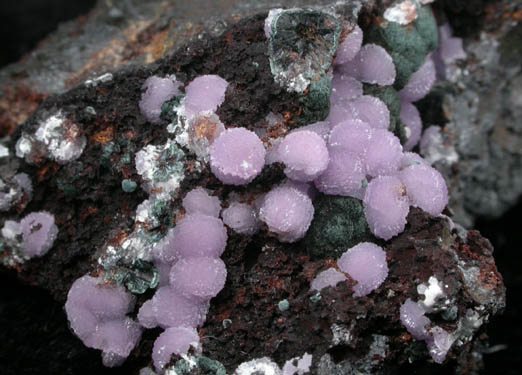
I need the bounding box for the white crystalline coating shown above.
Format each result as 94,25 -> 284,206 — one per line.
328,120 -> 373,156
326,104 -> 360,128
427,326 -> 455,364
0,173 -> 33,212
222,202 -> 261,235
400,298 -> 430,340
310,268 -> 347,291
400,101 -> 423,151
15,133 -> 33,159
417,276 -> 444,311
384,0 -> 418,25
348,96 -> 390,130
184,75 -> 229,119
314,149 -> 366,199
264,8 -> 283,38
1,220 -> 22,240
0,144 -> 8,158
337,242 -> 389,297
259,186 -> 314,243
334,24 -> 363,66
365,129 -> 403,177
400,57 -> 436,103
399,164 -> 448,216
339,44 -> 396,86
278,130 -> 329,182
400,152 -> 427,169
182,187 -> 221,217
330,73 -> 363,107
170,257 -> 227,300
234,357 -> 282,375
282,353 -> 313,375
210,128 -> 266,185
363,176 -> 409,240
33,112 -> 86,163
139,75 -> 181,124
152,327 -> 200,371
419,125 -> 459,165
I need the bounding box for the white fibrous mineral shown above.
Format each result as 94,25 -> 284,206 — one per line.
314,148 -> 365,199
365,129 -> 403,177
182,187 -> 221,217
222,202 -> 261,235
139,75 -> 181,124
399,164 -> 448,216
400,101 -> 423,151
363,176 -> 409,240
169,257 -> 227,300
210,128 -> 266,185
310,268 -> 347,291
338,44 -> 396,86
400,298 -> 430,340
65,275 -> 142,367
152,327 -> 200,371
400,57 -> 436,103
184,75 -> 229,119
259,186 -> 314,243
277,130 -> 329,182
334,24 -> 363,66
337,242 -> 388,297
348,95 -> 390,130
330,73 -> 363,106
234,357 -> 282,375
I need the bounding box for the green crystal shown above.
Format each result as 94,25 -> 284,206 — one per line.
121,179 -> 137,193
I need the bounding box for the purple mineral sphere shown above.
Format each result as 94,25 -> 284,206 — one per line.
184,75 -> 229,119
152,327 -> 200,371
170,257 -> 227,300
20,211 -> 58,258
182,187 -> 221,217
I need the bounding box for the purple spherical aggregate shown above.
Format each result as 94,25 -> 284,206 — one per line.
330,73 -> 363,106
400,299 -> 430,340
153,229 -> 179,265
400,57 -> 436,103
328,120 -> 373,156
258,186 -> 314,243
400,101 -> 422,151
400,152 -> 427,170
184,75 -> 229,119
139,76 -> 181,124
334,24 -> 363,66
348,95 -> 390,130
170,214 -> 227,259
152,327 -> 200,371
399,164 -> 448,216
20,211 -> 58,258
339,44 -> 396,86
337,242 -> 388,297
326,104 -> 359,128
292,121 -> 331,143
210,128 -> 266,185
170,257 -> 227,300
310,268 -> 347,291
278,130 -> 329,182
222,202 -> 260,235
314,149 -> 365,199
427,326 -> 454,364
365,129 -> 403,177
182,187 -> 221,217
138,286 -> 208,329
363,176 -> 410,240
280,179 -> 317,200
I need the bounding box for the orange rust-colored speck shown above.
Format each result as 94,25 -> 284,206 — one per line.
91,126 -> 114,144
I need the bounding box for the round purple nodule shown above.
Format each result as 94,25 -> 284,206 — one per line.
310,268 -> 348,292
330,73 -> 363,107
328,119 -> 373,156
184,75 -> 228,119
139,76 -> 181,124
339,44 -> 396,86
170,257 -> 227,300
182,187 -> 221,217
170,214 -> 227,259
401,101 -> 423,151
365,129 -> 403,177
278,130 -> 329,182
20,211 -> 58,258
152,327 -> 200,371
363,176 -> 410,240
400,57 -> 436,103
209,128 -> 266,185
334,24 -> 363,66
348,95 -> 390,131
222,202 -> 260,235
337,242 -> 388,297
258,186 -> 314,243
399,164 -> 448,216
400,298 -> 430,340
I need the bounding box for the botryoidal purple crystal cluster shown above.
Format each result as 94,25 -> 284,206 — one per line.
0,2 -> 477,373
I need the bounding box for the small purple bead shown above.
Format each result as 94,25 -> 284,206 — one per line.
337,242 -> 388,297
210,128 -> 266,185
400,298 -> 430,340
139,76 -> 181,124
365,129 -> 403,177
427,326 -> 454,364
20,211 -> 58,258
152,327 -> 200,371
184,75 -> 229,119
310,268 -> 347,291
170,257 -> 227,300
334,24 -> 363,66
278,130 -> 329,182
258,186 -> 314,243
400,101 -> 423,151
339,44 -> 396,86
348,95 -> 390,130
222,202 -> 260,235
400,57 -> 436,103
182,187 -> 221,217
328,120 -> 373,156
326,104 -> 359,128
363,176 -> 410,240
330,73 -> 363,106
